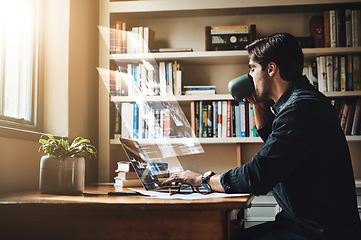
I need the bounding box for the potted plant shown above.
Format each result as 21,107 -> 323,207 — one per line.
38,134 -> 97,195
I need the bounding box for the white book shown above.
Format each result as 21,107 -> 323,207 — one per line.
217,101 -> 222,138
127,64 -> 133,96
330,10 -> 337,48
319,56 -> 327,92
129,103 -> 134,139
316,57 -> 324,92
121,102 -> 130,139
143,27 -> 149,53
221,101 -> 227,138
131,27 -> 139,54
326,56 -> 334,92
138,26 -> 143,54
159,62 -> 167,96
176,67 -> 182,96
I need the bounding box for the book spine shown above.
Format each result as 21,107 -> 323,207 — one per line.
115,20 -> 122,54
240,101 -> 247,137
159,62 -> 167,96
207,103 -> 213,137
221,101 -> 227,138
227,100 -> 231,137
202,102 -> 208,138
346,55 -> 353,91
333,56 -> 340,91
345,9 -> 352,47
351,98 -> 361,135
133,103 -> 138,139
353,55 -> 361,91
217,101 -> 222,138
330,10 -> 337,48
163,108 -> 171,138
235,103 -> 240,137
199,101 -> 203,137
213,101 -> 217,138
320,56 -> 327,92
326,56 -> 333,92
324,11 -> 331,48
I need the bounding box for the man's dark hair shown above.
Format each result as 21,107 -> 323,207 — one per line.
246,33 -> 304,82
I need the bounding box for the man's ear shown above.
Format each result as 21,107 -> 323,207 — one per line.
267,62 -> 277,77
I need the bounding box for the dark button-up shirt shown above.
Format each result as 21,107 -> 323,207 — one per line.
220,76 -> 361,239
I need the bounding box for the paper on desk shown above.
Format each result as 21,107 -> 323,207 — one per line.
129,188 -> 249,200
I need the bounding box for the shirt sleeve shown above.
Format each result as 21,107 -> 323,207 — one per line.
220,103 -> 319,195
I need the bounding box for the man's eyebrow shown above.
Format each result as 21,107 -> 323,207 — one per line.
249,64 -> 255,68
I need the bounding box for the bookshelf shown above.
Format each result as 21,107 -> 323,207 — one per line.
99,0 -> 361,183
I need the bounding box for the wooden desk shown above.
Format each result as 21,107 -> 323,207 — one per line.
0,186 -> 253,240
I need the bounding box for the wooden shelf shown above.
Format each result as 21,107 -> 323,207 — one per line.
111,137 -> 263,145
109,0 -> 361,14
111,92 -> 361,103
110,47 -> 361,66
324,91 -> 361,97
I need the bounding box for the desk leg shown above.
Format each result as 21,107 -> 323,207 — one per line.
226,209 -> 245,240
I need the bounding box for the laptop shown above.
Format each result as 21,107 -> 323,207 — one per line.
118,138 -> 180,194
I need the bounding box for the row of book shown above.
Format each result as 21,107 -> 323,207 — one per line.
111,102 -> 187,140
303,54 -> 361,92
192,100 -> 257,138
310,9 -> 361,48
110,20 -> 153,54
332,98 -> 361,136
110,61 -> 182,97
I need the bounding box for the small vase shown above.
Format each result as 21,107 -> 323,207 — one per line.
39,155 -> 85,195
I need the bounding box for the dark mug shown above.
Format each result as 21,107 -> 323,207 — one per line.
228,73 -> 255,101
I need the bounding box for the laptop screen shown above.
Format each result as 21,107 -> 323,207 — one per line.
119,138 -> 162,190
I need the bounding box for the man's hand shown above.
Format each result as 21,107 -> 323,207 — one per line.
162,170 -> 202,187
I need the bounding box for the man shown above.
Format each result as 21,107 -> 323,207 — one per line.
163,33 -> 361,240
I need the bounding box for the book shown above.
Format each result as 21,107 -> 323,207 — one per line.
226,100 -> 232,137
217,101 -> 222,138
239,101 -> 247,137
352,10 -> 361,47
310,15 -> 324,48
156,48 -> 193,52
351,98 -> 361,135
345,100 -> 356,135
346,55 -> 353,91
326,56 -> 334,92
115,161 -> 132,172
353,55 -> 361,91
115,20 -> 122,54
330,10 -> 337,48
340,56 -> 346,91
336,9 -> 346,47
324,10 -> 331,48
333,56 -> 340,91
202,102 -> 208,137
221,101 -> 227,138
345,9 -> 352,47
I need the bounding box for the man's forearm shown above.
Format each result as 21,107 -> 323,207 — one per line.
208,174 -> 225,192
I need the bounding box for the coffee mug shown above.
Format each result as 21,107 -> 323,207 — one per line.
228,73 -> 255,101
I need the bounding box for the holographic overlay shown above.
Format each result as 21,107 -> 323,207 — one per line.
98,26 -> 204,175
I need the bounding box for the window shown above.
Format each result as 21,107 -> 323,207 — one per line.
0,0 -> 40,131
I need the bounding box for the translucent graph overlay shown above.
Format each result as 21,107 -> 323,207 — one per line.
98,26 -> 204,174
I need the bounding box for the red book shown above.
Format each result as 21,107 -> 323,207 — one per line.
227,100 -> 232,137
310,15 -> 324,48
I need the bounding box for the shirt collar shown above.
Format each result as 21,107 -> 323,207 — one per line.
270,76 -> 309,116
